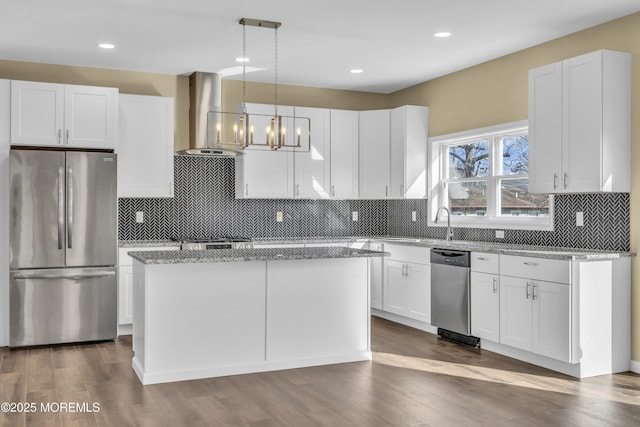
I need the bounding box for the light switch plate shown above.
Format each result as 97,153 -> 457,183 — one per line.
411,211 -> 417,222
276,211 -> 284,222
352,211 -> 359,221
576,211 -> 584,227
495,229 -> 505,239
136,211 -> 144,223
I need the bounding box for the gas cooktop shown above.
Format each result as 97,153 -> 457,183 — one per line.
170,236 -> 253,250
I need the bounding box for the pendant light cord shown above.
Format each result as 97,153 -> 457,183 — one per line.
242,21 -> 247,114
274,26 -> 278,117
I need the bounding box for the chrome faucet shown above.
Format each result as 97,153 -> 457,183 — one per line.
434,206 -> 455,241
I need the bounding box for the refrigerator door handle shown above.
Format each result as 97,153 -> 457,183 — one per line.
12,271 -> 116,280
67,167 -> 73,249
57,167 -> 64,250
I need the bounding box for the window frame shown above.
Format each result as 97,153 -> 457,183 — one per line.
428,120 -> 554,231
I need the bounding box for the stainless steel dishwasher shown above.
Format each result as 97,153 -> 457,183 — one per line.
430,249 -> 479,347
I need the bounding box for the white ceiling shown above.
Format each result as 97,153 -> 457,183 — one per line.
2,0 -> 639,93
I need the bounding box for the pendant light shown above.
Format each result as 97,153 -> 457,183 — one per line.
209,18 -> 310,152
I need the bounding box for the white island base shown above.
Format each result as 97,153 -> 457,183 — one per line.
132,256 -> 372,385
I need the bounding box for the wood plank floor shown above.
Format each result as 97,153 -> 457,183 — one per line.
1,316 -> 639,426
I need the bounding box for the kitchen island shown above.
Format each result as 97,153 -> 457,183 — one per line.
129,246 -> 386,385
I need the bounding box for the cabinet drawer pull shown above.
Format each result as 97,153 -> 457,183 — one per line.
523,262 -> 539,266
476,257 -> 489,261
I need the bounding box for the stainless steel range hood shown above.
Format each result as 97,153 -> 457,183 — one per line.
178,72 -> 243,157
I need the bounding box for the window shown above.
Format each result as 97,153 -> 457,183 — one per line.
429,121 -> 552,230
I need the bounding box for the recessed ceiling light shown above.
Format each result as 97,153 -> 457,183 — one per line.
98,43 -> 115,49
433,32 -> 451,38
235,57 -> 250,63
350,69 -> 364,74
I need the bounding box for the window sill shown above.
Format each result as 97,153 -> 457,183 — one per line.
428,216 -> 553,231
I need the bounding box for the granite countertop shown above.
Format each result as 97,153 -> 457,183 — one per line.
370,237 -> 631,260
120,236 -> 631,261
119,239 -> 180,248
129,246 -> 389,265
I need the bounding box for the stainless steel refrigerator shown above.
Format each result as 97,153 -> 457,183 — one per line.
9,149 -> 117,347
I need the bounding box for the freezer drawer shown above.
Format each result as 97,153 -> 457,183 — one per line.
10,267 -> 117,347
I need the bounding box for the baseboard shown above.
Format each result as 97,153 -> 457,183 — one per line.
371,309 -> 437,334
630,360 -> 640,374
118,324 -> 132,336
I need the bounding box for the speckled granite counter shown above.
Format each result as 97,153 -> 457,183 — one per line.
255,236 -> 631,260
121,236 -> 631,261
129,246 -> 388,265
119,239 -> 179,248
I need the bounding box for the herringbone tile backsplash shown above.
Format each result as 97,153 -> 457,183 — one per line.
119,156 -> 629,251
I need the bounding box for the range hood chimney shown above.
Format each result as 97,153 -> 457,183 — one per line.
179,71 -> 242,157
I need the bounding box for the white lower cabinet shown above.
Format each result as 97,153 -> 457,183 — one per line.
382,244 -> 430,323
368,242 -> 384,310
499,255 -> 572,363
470,252 -> 500,342
118,246 -> 179,327
470,271 -> 500,342
499,276 -> 571,362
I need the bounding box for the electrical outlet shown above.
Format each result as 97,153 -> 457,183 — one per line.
136,211 -> 144,223
276,211 -> 284,222
352,211 -> 359,221
576,211 -> 584,227
411,211 -> 417,222
495,229 -> 505,239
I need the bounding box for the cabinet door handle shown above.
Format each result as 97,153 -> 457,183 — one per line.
401,264 -> 405,277
564,172 -> 568,189
57,129 -> 62,144
553,173 -> 558,190
400,184 -> 404,197
525,281 -> 531,299
245,184 -> 249,197
524,262 -> 539,267
296,184 -> 300,197
331,185 -> 335,198
532,283 -> 538,300
169,182 -> 173,196
66,129 -> 70,144
492,277 -> 497,294
385,185 -> 388,197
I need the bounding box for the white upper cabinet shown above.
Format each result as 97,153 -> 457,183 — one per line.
294,106 -> 330,198
528,50 -> 630,193
390,105 -> 428,199
235,104 -> 428,200
118,94 -> 174,198
358,109 -> 391,198
235,103 -> 295,199
11,80 -> 117,149
329,109 -> 359,199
